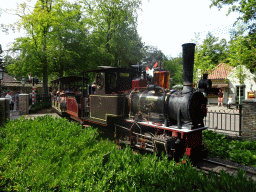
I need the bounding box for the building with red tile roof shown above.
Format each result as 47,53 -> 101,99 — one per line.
208,63 -> 234,89
208,63 -> 234,80
206,63 -> 256,104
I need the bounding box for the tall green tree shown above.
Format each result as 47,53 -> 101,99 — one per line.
164,56 -> 183,86
227,35 -> 256,72
6,0 -> 87,96
6,0 -> 57,97
83,0 -> 143,67
142,45 -> 166,69
194,32 -> 228,77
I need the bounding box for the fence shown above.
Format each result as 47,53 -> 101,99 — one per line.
204,105 -> 242,136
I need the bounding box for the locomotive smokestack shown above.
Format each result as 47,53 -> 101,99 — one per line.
182,43 -> 196,92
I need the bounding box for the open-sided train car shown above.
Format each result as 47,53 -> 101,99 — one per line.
51,76 -> 85,117
54,43 -> 212,161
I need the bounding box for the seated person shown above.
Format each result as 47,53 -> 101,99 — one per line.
60,91 -> 67,110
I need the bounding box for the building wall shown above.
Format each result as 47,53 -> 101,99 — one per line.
228,65 -> 256,103
208,65 -> 256,105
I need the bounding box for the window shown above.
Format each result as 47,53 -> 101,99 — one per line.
96,72 -> 104,90
236,85 -> 245,97
108,72 -> 117,89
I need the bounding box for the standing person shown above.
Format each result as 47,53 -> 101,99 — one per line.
5,91 -> 13,111
227,95 -> 233,109
11,92 -> 15,111
15,91 -> 20,110
218,88 -> 224,107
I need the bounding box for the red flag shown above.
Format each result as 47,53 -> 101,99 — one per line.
146,67 -> 149,71
153,62 -> 158,68
28,73 -> 31,82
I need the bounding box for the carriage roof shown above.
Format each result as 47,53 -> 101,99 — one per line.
51,76 -> 85,84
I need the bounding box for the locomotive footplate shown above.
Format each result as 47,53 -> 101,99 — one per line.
125,119 -> 208,133
115,119 -> 208,160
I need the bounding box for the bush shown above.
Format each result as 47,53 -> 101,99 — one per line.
29,101 -> 51,113
203,130 -> 256,166
0,117 -> 255,191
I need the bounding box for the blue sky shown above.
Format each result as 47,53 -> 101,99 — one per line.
1,0 -> 240,58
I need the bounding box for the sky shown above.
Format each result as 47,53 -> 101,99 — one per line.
0,0 -> 240,58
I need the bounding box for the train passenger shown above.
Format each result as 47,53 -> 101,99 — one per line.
91,83 -> 96,94
75,89 -> 82,95
52,89 -> 57,95
60,90 -> 67,110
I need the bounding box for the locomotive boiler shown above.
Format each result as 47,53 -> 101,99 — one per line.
52,43 -> 211,161
128,43 -> 209,129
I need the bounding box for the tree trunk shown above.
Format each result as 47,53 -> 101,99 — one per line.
42,30 -> 48,99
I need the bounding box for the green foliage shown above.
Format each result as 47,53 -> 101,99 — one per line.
194,32 -> 228,78
29,101 -> 51,113
6,0 -> 144,83
83,0 -> 143,67
0,117 -> 256,191
203,130 -> 256,166
142,45 -> 167,68
0,115 -> 115,191
227,35 -> 256,72
165,56 -> 183,85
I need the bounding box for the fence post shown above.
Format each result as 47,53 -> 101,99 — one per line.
239,104 -> 242,136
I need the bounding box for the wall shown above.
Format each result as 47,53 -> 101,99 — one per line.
241,99 -> 256,140
228,65 -> 256,102
19,94 -> 29,115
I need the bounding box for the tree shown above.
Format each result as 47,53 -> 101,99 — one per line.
210,0 -> 256,33
83,0 -> 143,67
142,45 -> 166,69
194,32 -> 228,77
46,1 -> 90,77
6,0 -> 88,97
227,35 -> 256,72
164,56 -> 183,86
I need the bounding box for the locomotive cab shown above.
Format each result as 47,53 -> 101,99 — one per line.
81,67 -> 141,125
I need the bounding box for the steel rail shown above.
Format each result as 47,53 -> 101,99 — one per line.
202,159 -> 256,175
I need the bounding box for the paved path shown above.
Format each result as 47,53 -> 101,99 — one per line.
10,112 -> 59,121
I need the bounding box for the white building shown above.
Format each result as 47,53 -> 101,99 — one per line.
227,65 -> 256,103
207,63 -> 256,105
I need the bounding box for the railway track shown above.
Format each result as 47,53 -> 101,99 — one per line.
196,159 -> 256,181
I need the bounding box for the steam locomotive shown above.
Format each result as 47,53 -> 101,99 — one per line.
51,43 -> 212,161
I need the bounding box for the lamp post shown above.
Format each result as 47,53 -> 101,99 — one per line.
0,68 -> 4,97
21,77 -> 26,93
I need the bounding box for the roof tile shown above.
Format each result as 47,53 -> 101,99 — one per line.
208,63 -> 234,79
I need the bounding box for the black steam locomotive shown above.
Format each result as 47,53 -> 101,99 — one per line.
51,43 -> 211,160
